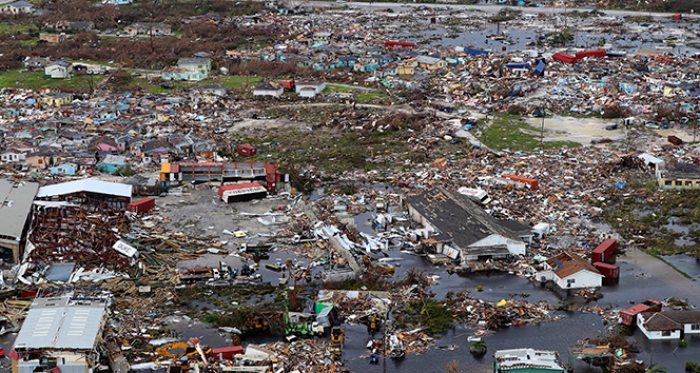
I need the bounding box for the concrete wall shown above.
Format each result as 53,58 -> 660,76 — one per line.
555,270 -> 602,290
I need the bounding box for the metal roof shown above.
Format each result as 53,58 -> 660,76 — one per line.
0,179 -> 39,239
494,349 -> 565,371
36,179 -> 132,199
13,295 -> 108,350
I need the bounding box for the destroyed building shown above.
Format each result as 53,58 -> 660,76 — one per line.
11,290 -> 111,373
0,179 -> 39,263
657,160 -> 700,190
27,179 -> 133,269
406,187 -> 528,264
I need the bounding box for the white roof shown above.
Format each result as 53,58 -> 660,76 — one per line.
37,179 -> 132,199
638,153 -> 664,165
13,294 -> 108,350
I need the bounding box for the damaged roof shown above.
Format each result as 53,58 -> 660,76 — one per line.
0,179 -> 39,240
37,178 -> 132,199
546,252 -> 603,279
406,187 -> 521,249
13,294 -> 108,350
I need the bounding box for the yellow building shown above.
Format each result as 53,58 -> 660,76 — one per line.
42,92 -> 73,107
398,63 -> 415,76
416,56 -> 447,70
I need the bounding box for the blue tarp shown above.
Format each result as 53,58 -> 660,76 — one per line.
463,48 -> 490,55
534,61 -> 546,76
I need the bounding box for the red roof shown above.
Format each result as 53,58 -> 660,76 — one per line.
385,40 -> 415,47
552,53 -> 578,64
622,304 -> 650,316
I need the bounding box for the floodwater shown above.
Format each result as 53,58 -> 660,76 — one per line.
661,254 -> 700,279
392,13 -> 700,55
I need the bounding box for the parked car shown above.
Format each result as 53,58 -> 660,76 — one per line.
160,83 -> 174,89
605,124 -> 619,131
645,122 -> 661,129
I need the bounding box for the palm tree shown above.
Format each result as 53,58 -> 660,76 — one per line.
647,365 -> 667,373
469,340 -> 487,357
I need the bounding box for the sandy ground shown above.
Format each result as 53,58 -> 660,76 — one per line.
524,115 -> 624,144
523,115 -> 700,150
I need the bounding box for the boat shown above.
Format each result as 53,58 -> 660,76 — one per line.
469,341 -> 487,357
265,263 -> 284,272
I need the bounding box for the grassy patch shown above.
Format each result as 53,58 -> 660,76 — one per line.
234,122 -> 412,173
599,181 -> 700,258
135,75 -> 263,94
324,84 -> 355,93
0,69 -> 96,91
480,114 -> 581,151
0,23 -> 37,34
354,91 -> 390,104
401,299 -> 454,334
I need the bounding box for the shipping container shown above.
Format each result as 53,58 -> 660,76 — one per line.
575,49 -> 606,59
237,144 -> 257,157
668,135 -> 683,146
127,198 -> 155,214
279,80 -> 296,91
219,182 -> 267,203
593,261 -> 619,279
552,53 -> 578,64
501,174 -> 539,190
591,239 -> 617,264
213,346 -> 244,361
619,299 -> 662,326
619,304 -> 649,326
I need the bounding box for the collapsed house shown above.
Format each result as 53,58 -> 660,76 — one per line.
26,179 -> 133,270
406,187 -> 529,264
11,290 -> 111,373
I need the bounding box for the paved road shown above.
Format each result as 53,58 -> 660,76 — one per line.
308,0 -> 699,18
622,247 -> 700,301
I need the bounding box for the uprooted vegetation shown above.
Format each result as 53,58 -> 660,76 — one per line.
597,173 -> 700,258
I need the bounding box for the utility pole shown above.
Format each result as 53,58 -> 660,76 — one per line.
564,1 -> 567,28
540,105 -> 545,154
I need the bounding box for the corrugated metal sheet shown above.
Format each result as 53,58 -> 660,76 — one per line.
37,179 -> 132,199
13,295 -> 107,350
0,179 -> 39,239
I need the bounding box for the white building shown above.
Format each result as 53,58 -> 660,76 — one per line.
538,252 -> 603,290
252,82 -> 283,97
0,152 -> 25,162
44,61 -> 73,79
0,0 -> 34,14
638,311 -> 700,340
295,79 -> 326,95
